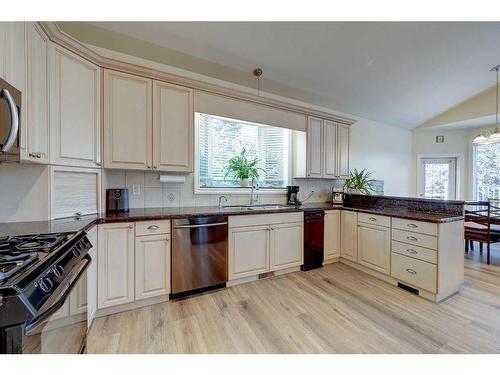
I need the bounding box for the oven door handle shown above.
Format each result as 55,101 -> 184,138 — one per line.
0,88 -> 20,152
24,255 -> 91,334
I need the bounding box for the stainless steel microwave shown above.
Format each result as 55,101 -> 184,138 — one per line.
0,77 -> 21,163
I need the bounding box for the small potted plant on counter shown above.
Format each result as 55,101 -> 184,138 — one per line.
224,148 -> 264,187
343,168 -> 375,195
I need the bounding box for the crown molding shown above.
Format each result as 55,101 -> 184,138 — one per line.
38,22 -> 356,126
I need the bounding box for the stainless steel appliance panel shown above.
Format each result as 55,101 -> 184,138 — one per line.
172,216 -> 228,295
0,77 -> 21,162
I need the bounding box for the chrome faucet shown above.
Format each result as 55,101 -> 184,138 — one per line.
249,179 -> 259,206
218,195 -> 228,208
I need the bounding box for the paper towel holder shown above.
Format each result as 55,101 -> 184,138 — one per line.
157,172 -> 187,184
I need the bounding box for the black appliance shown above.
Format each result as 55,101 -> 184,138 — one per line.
106,188 -> 129,213
1,77 -> 21,163
171,216 -> 228,298
287,185 -> 301,206
0,231 -> 92,354
301,210 -> 324,271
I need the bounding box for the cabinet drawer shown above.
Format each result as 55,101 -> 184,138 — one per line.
392,229 -> 437,250
229,212 -> 303,228
358,212 -> 391,227
391,252 -> 437,293
392,240 -> 437,264
135,220 -> 171,236
392,218 -> 437,236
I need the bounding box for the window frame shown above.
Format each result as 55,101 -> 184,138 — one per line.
472,142 -> 500,201
194,112 -> 292,195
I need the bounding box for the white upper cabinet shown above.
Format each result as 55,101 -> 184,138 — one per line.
297,116 -> 350,179
152,81 -> 193,172
103,69 -> 153,170
323,120 -> 337,179
337,123 -> 350,178
49,44 -> 101,168
25,22 -> 49,163
306,116 -> 323,178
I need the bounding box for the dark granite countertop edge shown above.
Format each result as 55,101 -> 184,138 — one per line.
1,203 -> 464,237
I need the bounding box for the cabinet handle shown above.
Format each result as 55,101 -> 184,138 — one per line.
128,224 -> 134,229
96,162 -> 102,166
75,212 -> 82,217
406,236 -> 418,242
36,152 -> 42,158
406,249 -> 418,255
406,268 -> 417,275
153,166 -> 157,170
368,217 -> 377,222
147,225 -> 160,230
407,223 -> 418,228
147,165 -> 151,169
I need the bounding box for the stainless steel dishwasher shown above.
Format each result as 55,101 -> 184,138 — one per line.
171,216 -> 228,297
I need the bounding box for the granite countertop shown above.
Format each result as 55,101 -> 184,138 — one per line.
0,202 -> 464,237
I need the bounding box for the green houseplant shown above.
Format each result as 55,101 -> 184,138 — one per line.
343,168 -> 375,195
224,148 -> 264,187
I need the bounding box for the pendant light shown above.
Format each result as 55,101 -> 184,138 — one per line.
473,64 -> 500,144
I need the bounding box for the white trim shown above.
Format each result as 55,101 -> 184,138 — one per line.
416,153 -> 462,200
193,112 -> 291,195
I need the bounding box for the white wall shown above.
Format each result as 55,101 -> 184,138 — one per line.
350,119 -> 412,197
0,164 -> 50,222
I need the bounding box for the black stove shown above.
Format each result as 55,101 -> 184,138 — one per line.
0,231 -> 92,354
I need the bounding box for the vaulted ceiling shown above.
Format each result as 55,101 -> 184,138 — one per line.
63,22 -> 500,129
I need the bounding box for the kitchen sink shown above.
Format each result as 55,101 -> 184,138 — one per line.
221,204 -> 291,211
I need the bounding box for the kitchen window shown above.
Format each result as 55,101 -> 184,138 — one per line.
195,113 -> 291,193
473,141 -> 500,200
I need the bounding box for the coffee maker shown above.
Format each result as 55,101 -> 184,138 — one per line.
287,186 -> 302,206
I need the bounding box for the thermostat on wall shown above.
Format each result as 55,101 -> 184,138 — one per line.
435,135 -> 445,143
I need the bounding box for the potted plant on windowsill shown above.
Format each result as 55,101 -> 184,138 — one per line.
224,148 -> 264,187
343,168 -> 375,195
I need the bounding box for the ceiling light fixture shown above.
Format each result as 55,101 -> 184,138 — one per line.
473,64 -> 500,144
253,68 -> 263,96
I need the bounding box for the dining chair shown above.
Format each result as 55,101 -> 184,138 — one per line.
464,201 -> 500,264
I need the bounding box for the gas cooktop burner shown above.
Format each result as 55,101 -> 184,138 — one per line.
0,253 -> 38,281
0,233 -> 73,255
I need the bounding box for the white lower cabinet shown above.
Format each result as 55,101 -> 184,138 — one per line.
229,225 -> 269,280
229,213 -> 304,281
270,222 -> 304,271
135,233 -> 171,300
357,222 -> 391,275
340,211 -> 357,262
324,210 -> 341,260
97,222 -> 135,309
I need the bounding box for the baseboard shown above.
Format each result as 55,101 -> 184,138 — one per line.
95,294 -> 170,318
227,266 -> 301,287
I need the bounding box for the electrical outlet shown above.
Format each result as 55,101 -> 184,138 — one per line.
132,185 -> 141,196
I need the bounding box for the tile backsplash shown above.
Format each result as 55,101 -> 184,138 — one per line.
103,170 -> 343,209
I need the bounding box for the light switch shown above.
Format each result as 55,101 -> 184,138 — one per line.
132,185 -> 141,196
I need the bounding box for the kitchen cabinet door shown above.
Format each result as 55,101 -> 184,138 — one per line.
0,24 -> 7,80
229,225 -> 269,280
135,234 -> 171,300
97,223 -> 135,308
103,69 -> 152,170
324,210 -> 341,260
357,223 -> 391,275
306,116 -> 323,178
25,22 -> 49,163
341,211 -> 358,262
49,44 -> 101,168
153,81 -> 193,172
270,222 -> 304,271
86,226 -> 98,327
69,271 -> 88,316
323,120 -> 337,179
337,123 -> 350,178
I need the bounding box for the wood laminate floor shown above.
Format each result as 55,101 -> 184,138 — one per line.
88,245 -> 500,354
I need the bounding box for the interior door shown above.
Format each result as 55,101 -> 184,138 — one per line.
418,157 -> 457,200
